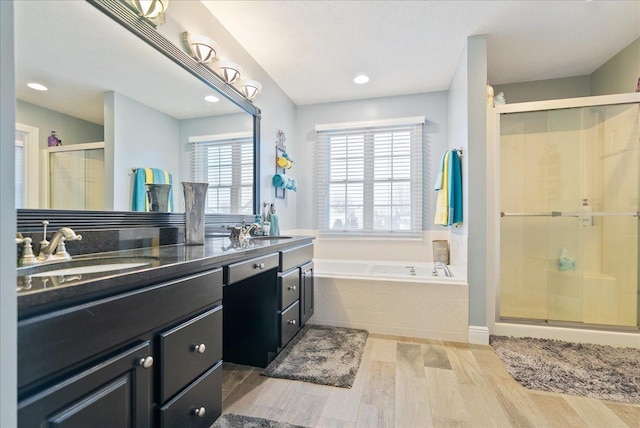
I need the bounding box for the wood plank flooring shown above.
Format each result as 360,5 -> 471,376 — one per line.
220,334 -> 640,427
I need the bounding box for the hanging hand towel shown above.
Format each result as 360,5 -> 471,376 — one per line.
132,167 -> 174,211
433,151 -> 448,191
434,151 -> 450,225
268,213 -> 280,236
448,150 -> 463,226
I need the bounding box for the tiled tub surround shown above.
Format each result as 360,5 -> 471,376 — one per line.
312,259 -> 469,342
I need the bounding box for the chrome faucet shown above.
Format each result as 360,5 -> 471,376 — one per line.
433,261 -> 452,277
37,227 -> 83,262
38,227 -> 83,260
240,223 -> 262,241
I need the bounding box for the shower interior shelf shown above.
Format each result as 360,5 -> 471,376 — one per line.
500,211 -> 639,218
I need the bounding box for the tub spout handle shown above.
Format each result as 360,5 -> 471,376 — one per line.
404,265 -> 416,276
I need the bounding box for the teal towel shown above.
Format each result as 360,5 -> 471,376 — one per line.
132,167 -> 174,211
268,213 -> 280,236
447,150 -> 463,226
272,173 -> 297,191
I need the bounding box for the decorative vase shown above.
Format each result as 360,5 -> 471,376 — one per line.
146,183 -> 172,212
182,182 -> 208,245
432,240 -> 450,265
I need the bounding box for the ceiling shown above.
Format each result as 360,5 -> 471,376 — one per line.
202,0 -> 640,105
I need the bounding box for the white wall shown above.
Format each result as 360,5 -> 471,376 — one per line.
157,0 -> 297,228
104,91 -> 180,211
16,100 -> 104,149
493,76 -> 591,104
0,1 -> 17,425
591,37 -> 640,96
449,35 -> 488,332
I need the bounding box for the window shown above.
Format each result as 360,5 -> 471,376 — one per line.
315,117 -> 424,237
190,132 -> 253,214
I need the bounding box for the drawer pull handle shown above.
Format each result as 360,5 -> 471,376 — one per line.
288,285 -> 297,291
255,262 -> 265,269
192,343 -> 206,354
193,406 -> 206,417
138,356 -> 154,369
288,319 -> 297,325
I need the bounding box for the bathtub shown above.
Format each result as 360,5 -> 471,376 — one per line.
311,259 -> 469,342
314,259 -> 466,283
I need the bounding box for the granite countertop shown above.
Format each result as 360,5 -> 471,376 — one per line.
17,235 -> 313,318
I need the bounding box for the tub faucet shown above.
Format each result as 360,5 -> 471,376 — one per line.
37,227 -> 83,262
434,261 -> 452,277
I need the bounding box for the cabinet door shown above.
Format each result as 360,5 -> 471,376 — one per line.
18,341 -> 152,428
300,262 -> 314,326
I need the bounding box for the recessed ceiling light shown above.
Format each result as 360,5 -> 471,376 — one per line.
27,82 -> 48,91
204,95 -> 220,103
353,75 -> 370,84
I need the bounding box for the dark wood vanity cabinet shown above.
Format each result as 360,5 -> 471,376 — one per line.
17,268 -> 224,428
300,261 -> 315,326
223,243 -> 315,368
18,341 -> 152,428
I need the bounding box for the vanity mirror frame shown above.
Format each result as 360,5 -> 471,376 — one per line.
17,0 -> 261,231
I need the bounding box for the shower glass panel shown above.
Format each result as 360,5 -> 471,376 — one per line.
499,102 -> 639,328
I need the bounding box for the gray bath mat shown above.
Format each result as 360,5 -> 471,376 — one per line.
212,413 -> 307,428
263,325 -> 369,388
490,335 -> 640,404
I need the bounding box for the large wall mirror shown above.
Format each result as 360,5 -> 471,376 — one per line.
14,0 -> 259,219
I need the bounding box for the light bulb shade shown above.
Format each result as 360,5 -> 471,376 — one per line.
218,61 -> 243,84
240,79 -> 262,101
131,0 -> 168,18
182,32 -> 218,64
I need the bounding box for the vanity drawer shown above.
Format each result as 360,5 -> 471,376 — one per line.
159,361 -> 222,428
159,306 -> 222,402
226,253 -> 279,285
279,268 -> 300,310
279,244 -> 313,272
18,268 -> 223,390
280,301 -> 300,348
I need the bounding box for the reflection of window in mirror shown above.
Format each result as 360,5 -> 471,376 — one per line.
15,123 -> 39,208
190,132 -> 253,215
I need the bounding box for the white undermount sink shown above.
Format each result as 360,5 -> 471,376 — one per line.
29,262 -> 150,277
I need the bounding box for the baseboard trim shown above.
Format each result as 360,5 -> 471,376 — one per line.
468,325 -> 490,345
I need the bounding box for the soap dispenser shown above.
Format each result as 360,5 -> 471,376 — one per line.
558,247 -> 575,272
580,198 -> 593,227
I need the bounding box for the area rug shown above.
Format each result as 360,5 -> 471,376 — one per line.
490,335 -> 640,404
262,325 -> 369,388
212,413 -> 307,428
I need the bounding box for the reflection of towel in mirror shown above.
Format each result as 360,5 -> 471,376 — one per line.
132,167 -> 174,211
272,173 -> 297,191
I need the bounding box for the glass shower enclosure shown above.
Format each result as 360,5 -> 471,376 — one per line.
498,96 -> 639,329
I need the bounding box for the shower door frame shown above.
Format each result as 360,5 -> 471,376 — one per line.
486,92 -> 640,347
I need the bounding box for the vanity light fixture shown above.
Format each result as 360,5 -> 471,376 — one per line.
353,74 -> 370,84
218,61 -> 243,84
130,0 -> 169,19
204,95 -> 220,103
27,82 -> 48,91
239,79 -> 262,101
182,32 -> 219,64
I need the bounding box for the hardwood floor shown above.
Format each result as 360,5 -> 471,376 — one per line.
220,334 -> 640,427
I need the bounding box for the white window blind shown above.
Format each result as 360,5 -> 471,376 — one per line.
315,117 -> 424,237
190,133 -> 253,214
